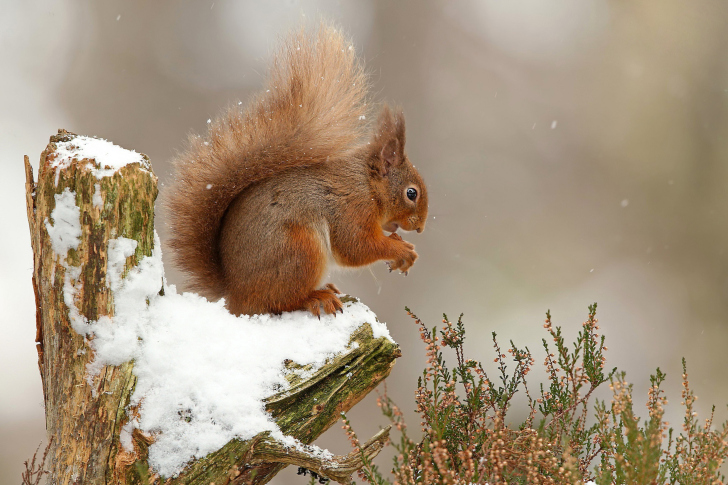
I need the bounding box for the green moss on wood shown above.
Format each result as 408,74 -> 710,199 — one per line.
29,130 -> 395,485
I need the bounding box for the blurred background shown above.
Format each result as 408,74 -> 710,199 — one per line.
2,0 -> 728,482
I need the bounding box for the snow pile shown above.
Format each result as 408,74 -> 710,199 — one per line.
44,188 -> 81,256
51,135 -> 150,180
44,189 -> 392,477
43,188 -> 89,333
98,238 -> 389,476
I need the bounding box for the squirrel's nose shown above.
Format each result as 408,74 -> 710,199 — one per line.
416,222 -> 425,233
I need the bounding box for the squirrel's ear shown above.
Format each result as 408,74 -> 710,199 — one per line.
373,105 -> 405,176
379,138 -> 400,175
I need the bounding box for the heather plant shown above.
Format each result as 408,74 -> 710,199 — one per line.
341,304 -> 728,484
21,441 -> 51,485
592,358 -> 728,484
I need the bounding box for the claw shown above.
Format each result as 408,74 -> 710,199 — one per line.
309,303 -> 321,319
403,271 -> 408,276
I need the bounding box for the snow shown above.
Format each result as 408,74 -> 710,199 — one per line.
52,135 -> 149,179
120,421 -> 134,452
44,188 -> 81,256
64,264 -> 87,336
106,237 -> 138,290
43,188 -> 91,335
92,183 -> 103,209
45,138 -> 392,477
59,228 -> 391,476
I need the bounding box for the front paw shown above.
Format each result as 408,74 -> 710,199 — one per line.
388,232 -> 414,249
387,240 -> 418,275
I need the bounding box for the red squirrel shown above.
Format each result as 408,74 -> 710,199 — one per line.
164,26 -> 428,317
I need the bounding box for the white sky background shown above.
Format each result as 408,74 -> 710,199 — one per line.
0,2 -> 79,477
0,1 -> 77,423
2,0 -> 728,483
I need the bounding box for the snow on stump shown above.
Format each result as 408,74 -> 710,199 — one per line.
25,129 -> 400,485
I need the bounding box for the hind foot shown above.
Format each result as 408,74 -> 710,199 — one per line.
302,287 -> 344,317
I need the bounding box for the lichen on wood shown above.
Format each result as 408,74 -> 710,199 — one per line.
25,129 -> 399,485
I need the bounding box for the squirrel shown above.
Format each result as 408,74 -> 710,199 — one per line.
164,26 -> 428,317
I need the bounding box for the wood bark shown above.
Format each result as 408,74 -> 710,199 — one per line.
25,130 -> 400,485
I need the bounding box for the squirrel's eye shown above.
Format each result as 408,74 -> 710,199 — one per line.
406,187 -> 417,201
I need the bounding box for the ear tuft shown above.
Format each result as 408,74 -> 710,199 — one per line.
394,110 -> 406,148
378,105 -> 395,130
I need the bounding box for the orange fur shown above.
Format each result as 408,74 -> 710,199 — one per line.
165,25 -> 428,316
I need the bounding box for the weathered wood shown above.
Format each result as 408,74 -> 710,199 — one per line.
25,156 -> 44,394
27,129 -> 155,485
247,426 -> 391,483
26,130 -> 399,485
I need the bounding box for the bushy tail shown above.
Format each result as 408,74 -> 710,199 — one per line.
164,25 -> 370,298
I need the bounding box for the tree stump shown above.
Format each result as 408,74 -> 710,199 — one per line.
25,130 -> 399,485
